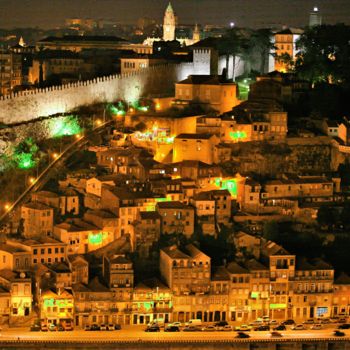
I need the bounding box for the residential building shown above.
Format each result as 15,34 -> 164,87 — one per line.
333,273 -> 350,316
156,201 -> 195,237
0,270 -> 32,318
32,189 -> 79,216
175,75 -> 239,114
120,55 -> 165,75
160,244 -> 210,295
0,244 -> 31,272
133,211 -> 161,257
40,288 -> 74,326
21,202 -> 54,238
67,255 -> 89,285
73,277 -> 132,327
54,218 -> 114,254
132,278 -> 172,324
274,28 -> 303,72
0,49 -> 22,96
6,237 -> 67,265
173,133 -> 220,164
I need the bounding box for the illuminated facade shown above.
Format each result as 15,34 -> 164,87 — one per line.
21,202 -> 54,238
173,133 -> 220,164
132,278 -> 172,324
274,28 -> 303,73
175,75 -> 239,114
40,289 -> 74,325
54,219 -> 114,254
0,270 -> 32,318
32,189 -> 79,216
156,201 -> 195,237
163,2 -> 176,41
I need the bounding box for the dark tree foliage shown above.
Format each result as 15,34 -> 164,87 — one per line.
295,24 -> 350,86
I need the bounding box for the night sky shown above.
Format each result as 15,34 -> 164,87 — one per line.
0,0 -> 349,29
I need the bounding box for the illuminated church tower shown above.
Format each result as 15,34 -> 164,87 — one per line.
163,2 -> 176,41
192,24 -> 201,44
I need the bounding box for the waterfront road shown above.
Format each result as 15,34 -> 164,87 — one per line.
0,326 -> 349,342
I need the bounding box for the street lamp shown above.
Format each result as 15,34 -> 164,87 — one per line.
4,204 -> 10,211
29,177 -> 36,185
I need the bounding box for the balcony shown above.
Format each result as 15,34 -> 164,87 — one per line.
153,307 -> 173,313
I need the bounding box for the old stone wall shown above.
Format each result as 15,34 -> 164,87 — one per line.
0,64 -> 189,125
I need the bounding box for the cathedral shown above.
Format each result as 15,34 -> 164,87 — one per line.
143,2 -> 200,47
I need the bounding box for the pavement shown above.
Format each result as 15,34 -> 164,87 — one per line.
1,324 -> 349,342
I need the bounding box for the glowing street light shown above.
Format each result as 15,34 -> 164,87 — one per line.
96,119 -> 102,126
230,22 -> 235,28
29,177 -> 36,184
52,153 -> 59,159
4,204 -> 10,211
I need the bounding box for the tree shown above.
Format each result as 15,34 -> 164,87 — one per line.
218,28 -> 242,80
263,221 -> 279,241
295,24 -> 350,86
317,205 -> 338,229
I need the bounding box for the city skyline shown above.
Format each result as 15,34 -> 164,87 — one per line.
0,0 -> 350,29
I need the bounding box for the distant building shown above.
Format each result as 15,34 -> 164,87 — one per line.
143,2 -> 200,47
21,202 -> 54,238
0,49 -> 23,96
174,75 -> 239,114
309,7 -> 322,27
173,133 -> 220,164
273,28 -> 303,73
156,201 -> 195,237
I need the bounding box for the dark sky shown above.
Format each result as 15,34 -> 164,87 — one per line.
0,0 -> 349,29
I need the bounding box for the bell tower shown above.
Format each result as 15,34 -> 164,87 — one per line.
163,2 -> 176,41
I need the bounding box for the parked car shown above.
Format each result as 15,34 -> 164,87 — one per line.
30,324 -> 41,332
303,319 -> 315,324
262,316 -> 270,323
107,324 -> 115,331
49,324 -> 57,331
338,323 -> 350,329
235,332 -> 250,338
145,325 -> 160,332
90,324 -> 100,331
269,320 -> 278,326
270,331 -> 283,337
291,324 -> 307,330
202,325 -> 216,332
273,324 -> 286,331
235,324 -> 252,332
215,321 -> 228,327
334,330 -> 346,337
249,320 -> 263,327
320,318 -> 331,324
283,319 -> 296,325
222,325 -> 233,331
84,324 -> 91,331
169,322 -> 182,328
185,319 -> 202,327
311,324 -> 323,330
254,325 -> 270,331
57,324 -> 65,332
164,325 -> 180,332
183,326 -> 201,332
63,323 -> 73,331
339,318 -> 347,324
100,324 -> 107,331
114,324 -> 122,330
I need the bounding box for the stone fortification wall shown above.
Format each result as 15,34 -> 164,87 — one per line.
0,64 -> 188,125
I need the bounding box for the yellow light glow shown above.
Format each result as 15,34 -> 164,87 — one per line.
156,103 -> 161,110
52,153 -> 58,159
96,119 -> 102,126
129,108 -> 134,113
75,134 -> 81,139
29,177 -> 36,184
4,204 -> 10,210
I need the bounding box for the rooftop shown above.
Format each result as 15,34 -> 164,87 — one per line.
177,75 -> 233,85
175,133 -> 214,140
